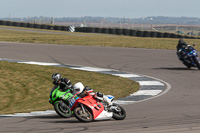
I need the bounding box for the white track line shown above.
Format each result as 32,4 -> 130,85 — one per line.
137,81 -> 164,86
130,90 -> 163,96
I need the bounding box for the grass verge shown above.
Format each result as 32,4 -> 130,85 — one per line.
0,26 -> 200,50
0,61 -> 139,114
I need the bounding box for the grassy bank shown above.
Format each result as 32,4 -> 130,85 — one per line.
0,26 -> 200,50
0,61 -> 139,114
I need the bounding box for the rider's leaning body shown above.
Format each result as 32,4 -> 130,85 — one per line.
177,38 -> 192,60
51,73 -> 73,93
73,82 -> 112,106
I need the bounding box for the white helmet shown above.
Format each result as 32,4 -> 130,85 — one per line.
73,82 -> 84,94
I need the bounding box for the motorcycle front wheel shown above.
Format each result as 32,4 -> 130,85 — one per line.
54,100 -> 72,118
193,57 -> 200,70
73,105 -> 93,122
112,103 -> 126,120
182,59 -> 191,69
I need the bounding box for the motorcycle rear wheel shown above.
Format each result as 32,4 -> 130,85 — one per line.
112,103 -> 126,120
54,100 -> 72,118
73,105 -> 93,122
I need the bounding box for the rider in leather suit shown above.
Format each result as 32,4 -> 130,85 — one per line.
73,82 -> 112,106
51,73 -> 73,92
177,38 -> 190,61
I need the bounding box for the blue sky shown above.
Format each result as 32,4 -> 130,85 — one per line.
1,0 -> 200,18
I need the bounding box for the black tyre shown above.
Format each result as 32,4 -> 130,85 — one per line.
102,28 -> 109,34
129,30 -> 137,36
182,60 -> 191,69
73,105 -> 93,122
163,32 -> 171,38
157,32 -> 164,38
54,100 -> 72,118
0,20 -> 6,25
95,28 -> 102,33
54,26 -> 62,30
20,22 -> 27,27
27,23 -> 34,28
193,57 -> 200,70
112,103 -> 126,120
143,31 -> 150,37
170,33 -> 178,38
109,28 -> 116,34
136,30 -> 144,37
122,29 -> 130,36
41,24 -> 48,29
115,28 -> 123,35
150,31 -> 157,38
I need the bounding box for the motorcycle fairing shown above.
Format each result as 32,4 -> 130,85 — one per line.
77,96 -> 105,119
95,110 -> 113,120
69,95 -> 79,108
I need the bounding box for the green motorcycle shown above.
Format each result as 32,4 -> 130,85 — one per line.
49,86 -> 74,118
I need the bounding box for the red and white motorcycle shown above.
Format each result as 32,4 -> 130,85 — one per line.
69,94 -> 126,122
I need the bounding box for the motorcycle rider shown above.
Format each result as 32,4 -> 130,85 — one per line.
176,38 -> 191,61
51,73 -> 73,92
73,82 -> 112,106
177,38 -> 188,51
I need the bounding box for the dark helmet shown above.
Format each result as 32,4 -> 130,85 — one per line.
96,92 -> 103,98
52,73 -> 62,85
178,38 -> 185,44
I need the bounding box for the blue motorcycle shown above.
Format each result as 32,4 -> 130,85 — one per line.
177,44 -> 200,69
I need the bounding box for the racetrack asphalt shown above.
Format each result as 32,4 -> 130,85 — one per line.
0,41 -> 200,133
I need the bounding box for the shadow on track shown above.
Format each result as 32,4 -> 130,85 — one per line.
47,120 -> 81,124
30,115 -> 81,123
32,114 -> 113,124
32,115 -> 63,119
153,67 -> 198,71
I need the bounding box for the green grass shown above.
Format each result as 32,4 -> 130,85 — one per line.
0,61 -> 139,114
0,25 -> 200,50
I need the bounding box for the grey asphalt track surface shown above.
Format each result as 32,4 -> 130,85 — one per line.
1,41 -> 200,133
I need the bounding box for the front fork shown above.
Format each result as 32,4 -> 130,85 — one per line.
108,105 -> 121,112
80,104 -> 86,113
